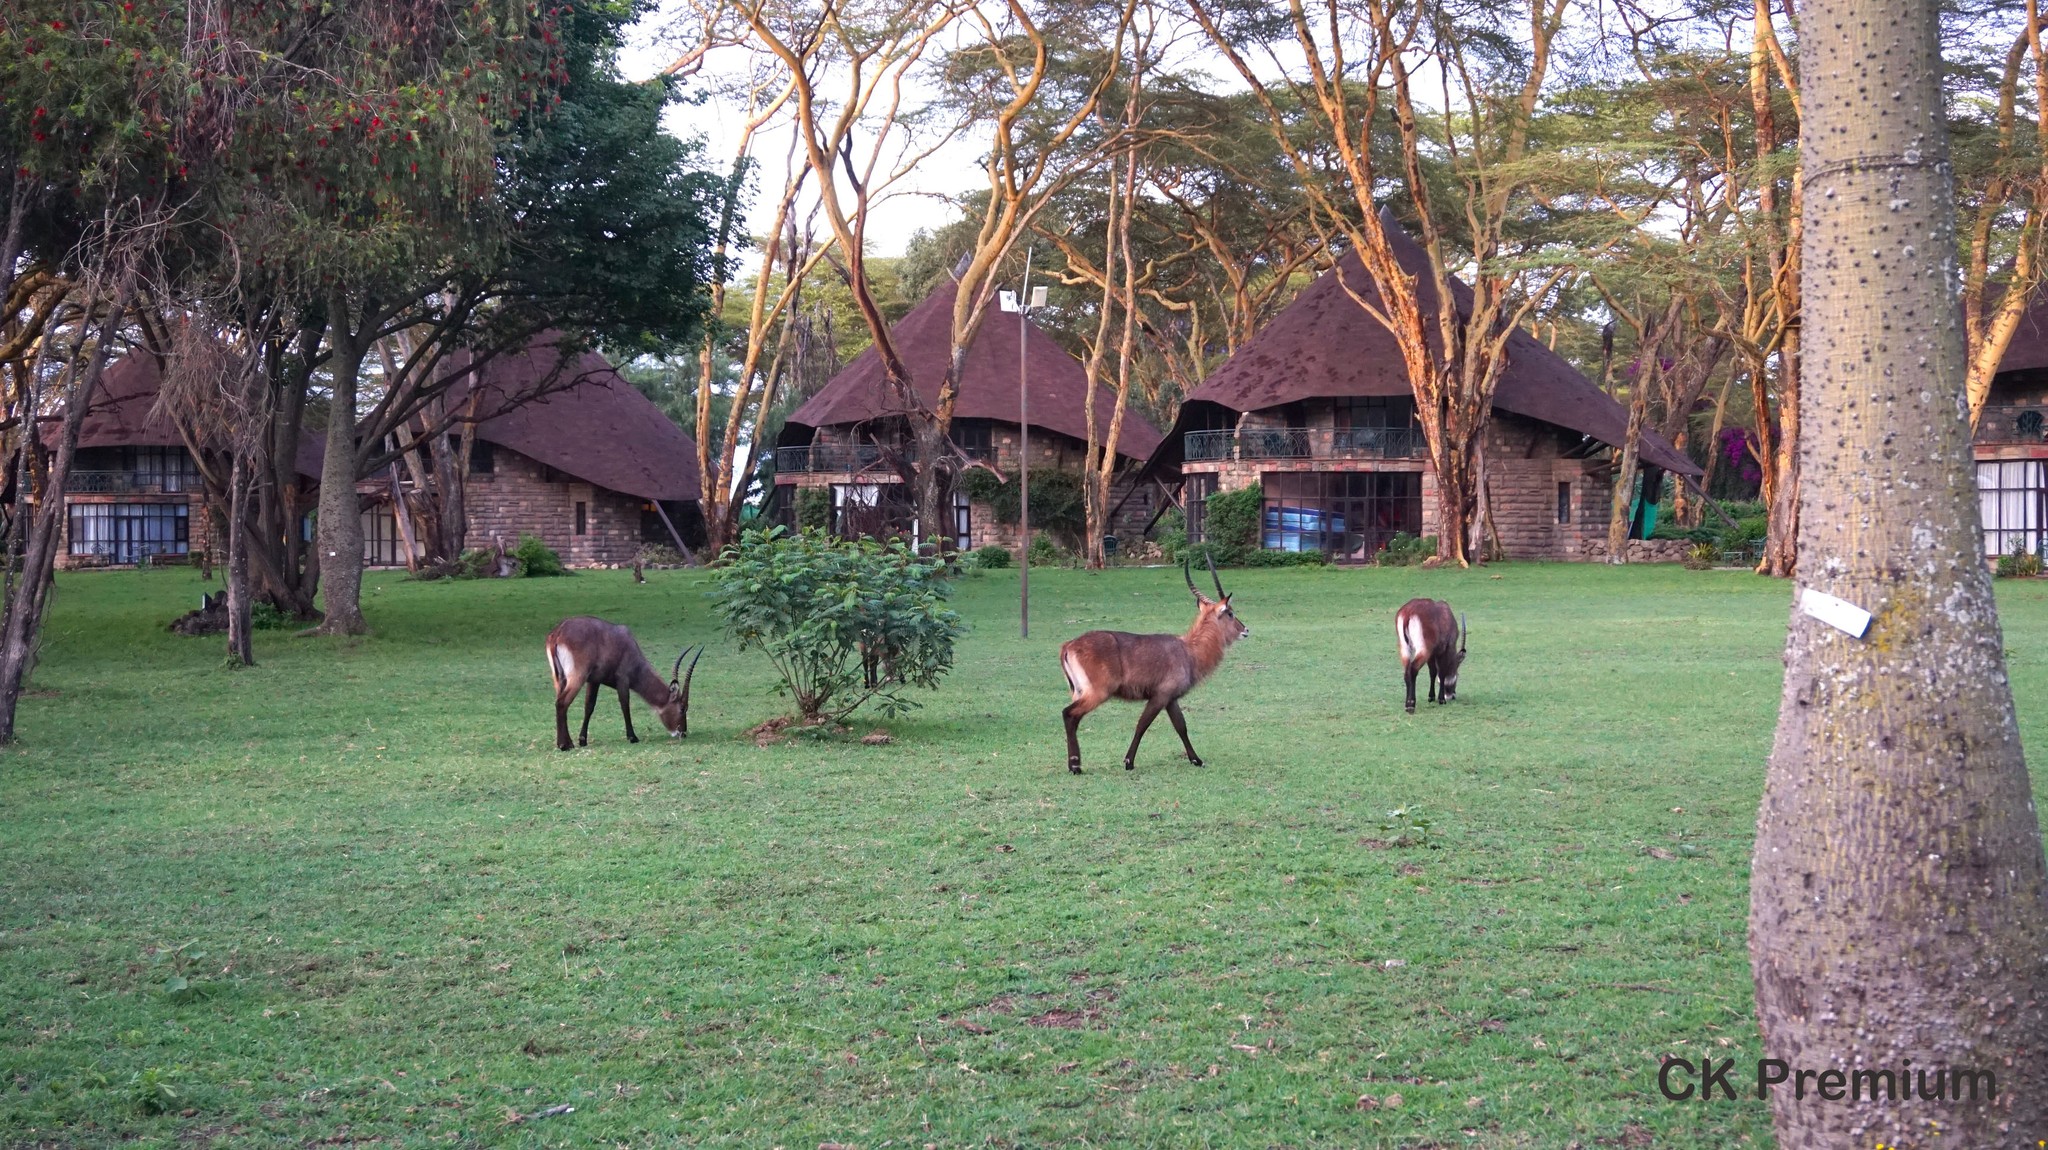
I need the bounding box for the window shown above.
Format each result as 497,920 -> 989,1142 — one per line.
1333,396 -> 1418,430
130,447 -> 199,493
1185,474 -> 1217,542
68,502 -> 189,563
1260,471 -> 1422,562
1557,481 -> 1573,525
469,440 -> 496,475
951,488 -> 972,551
1980,461 -> 2047,558
575,501 -> 588,536
951,419 -> 993,461
362,507 -> 403,566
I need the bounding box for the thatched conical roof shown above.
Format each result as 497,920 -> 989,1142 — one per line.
782,277 -> 1163,462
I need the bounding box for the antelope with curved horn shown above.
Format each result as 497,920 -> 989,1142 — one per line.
1395,598 -> 1464,713
1058,551 -> 1248,773
545,616 -> 702,750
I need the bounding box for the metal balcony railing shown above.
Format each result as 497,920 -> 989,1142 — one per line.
1183,426 -> 1427,463
1976,406 -> 2048,445
68,471 -> 196,494
772,444 -> 901,474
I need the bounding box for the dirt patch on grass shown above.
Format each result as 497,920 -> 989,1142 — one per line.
1024,1008 -> 1103,1029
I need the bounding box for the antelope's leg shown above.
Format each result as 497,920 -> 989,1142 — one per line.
1404,662 -> 1420,713
579,682 -> 599,746
1427,663 -> 1438,703
619,688 -> 638,743
1165,700 -> 1202,766
1063,699 -> 1093,773
1123,700 -> 1166,770
555,690 -> 575,751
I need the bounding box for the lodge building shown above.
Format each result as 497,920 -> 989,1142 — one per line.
768,276 -> 1164,551
54,342 -> 701,570
1144,222 -> 1701,562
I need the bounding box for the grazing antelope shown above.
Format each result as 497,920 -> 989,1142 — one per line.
1059,553 -> 1248,773
545,616 -> 702,750
1395,598 -> 1465,713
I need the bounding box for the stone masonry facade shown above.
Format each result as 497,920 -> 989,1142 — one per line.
453,445 -> 648,567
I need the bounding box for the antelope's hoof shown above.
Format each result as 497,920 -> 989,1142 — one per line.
577,737 -> 588,747
1124,761 -> 1136,771
556,742 -> 573,752
1403,703 -> 1415,714
1188,754 -> 1204,767
1068,762 -> 1083,774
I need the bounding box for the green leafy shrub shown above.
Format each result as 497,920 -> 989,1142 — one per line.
1376,533 -> 1439,567
455,546 -> 515,579
796,487 -> 831,532
250,601 -> 296,630
1997,539 -> 2043,578
512,533 -> 567,577
1027,533 -> 1064,567
973,543 -> 1012,569
1683,541 -> 1719,570
1237,548 -> 1329,567
711,527 -> 964,722
1152,507 -> 1187,561
1200,484 -> 1264,562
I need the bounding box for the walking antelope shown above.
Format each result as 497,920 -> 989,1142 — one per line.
545,616 -> 702,750
1395,598 -> 1465,713
1059,553 -> 1248,773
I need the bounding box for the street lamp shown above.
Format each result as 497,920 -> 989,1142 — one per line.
1000,248 -> 1048,639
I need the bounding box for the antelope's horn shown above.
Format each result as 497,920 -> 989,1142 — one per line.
1205,547 -> 1226,599
672,644 -> 694,683
681,645 -> 704,697
1183,557 -> 1201,598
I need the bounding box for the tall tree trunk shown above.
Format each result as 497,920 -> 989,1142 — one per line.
1607,380 -> 1649,562
1748,0 -> 2048,1142
0,288 -> 129,742
313,300 -> 370,635
225,452 -> 253,667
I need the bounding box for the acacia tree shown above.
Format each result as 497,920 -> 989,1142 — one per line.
741,0 -> 1134,548
1189,0 -> 1586,566
1747,0 -> 2048,1144
1959,0 -> 2048,424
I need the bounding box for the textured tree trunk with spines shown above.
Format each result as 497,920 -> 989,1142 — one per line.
1747,0 -> 2048,1141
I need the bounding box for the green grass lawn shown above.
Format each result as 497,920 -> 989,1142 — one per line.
6,562 -> 2047,1148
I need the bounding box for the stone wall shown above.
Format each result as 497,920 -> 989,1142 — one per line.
463,447 -> 648,567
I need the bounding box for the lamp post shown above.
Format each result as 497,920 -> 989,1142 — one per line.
1000,250 -> 1047,639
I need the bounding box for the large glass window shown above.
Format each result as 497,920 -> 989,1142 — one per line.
1260,471 -> 1423,562
951,419 -> 993,461
67,502 -> 189,563
951,488 -> 972,551
1980,460 -> 2047,558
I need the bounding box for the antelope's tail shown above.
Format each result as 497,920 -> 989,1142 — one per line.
1397,614 -> 1427,667
546,637 -> 566,693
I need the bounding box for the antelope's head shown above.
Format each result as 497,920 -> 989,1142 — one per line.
1440,614 -> 1467,701
663,645 -> 704,736
1184,552 -> 1248,643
